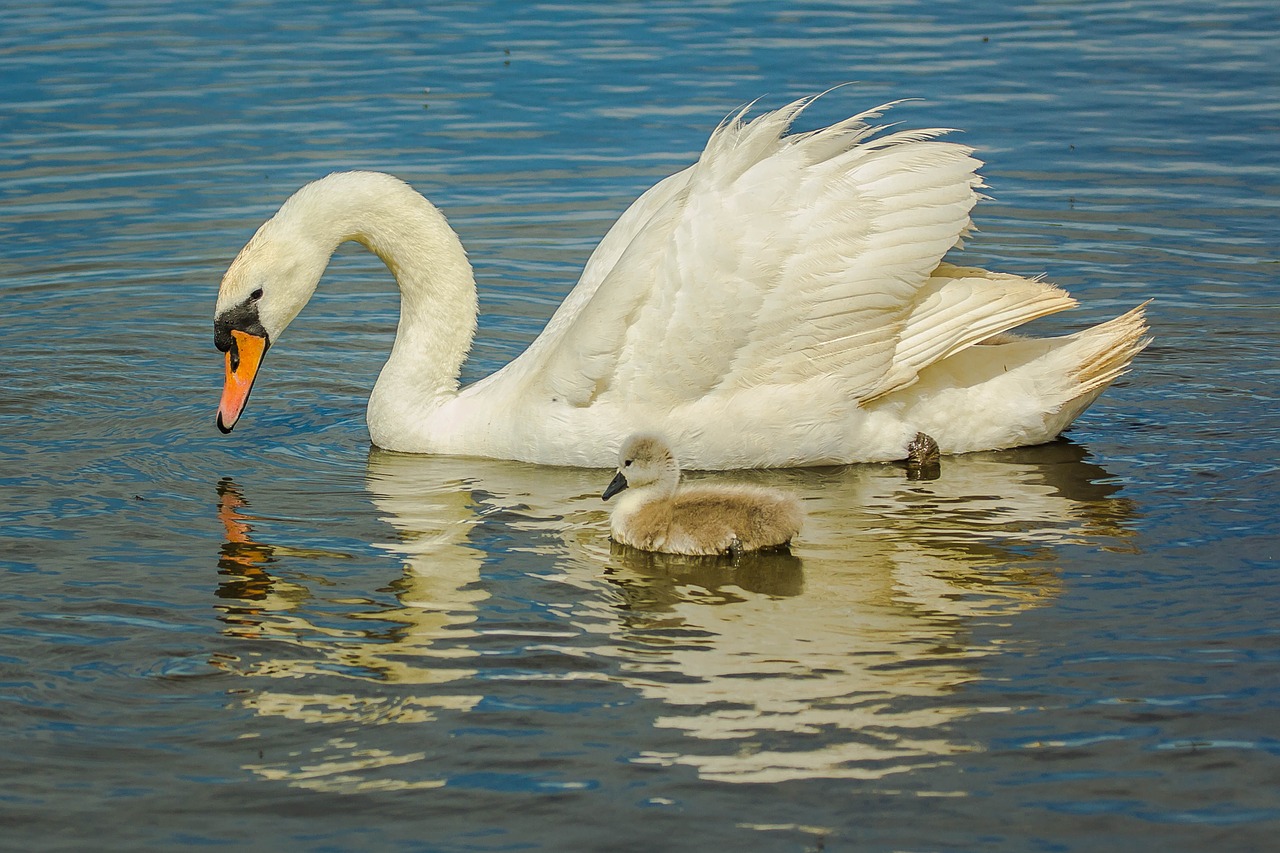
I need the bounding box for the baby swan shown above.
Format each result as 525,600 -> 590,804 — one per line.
602,434 -> 804,556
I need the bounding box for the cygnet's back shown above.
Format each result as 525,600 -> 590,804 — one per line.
602,434 -> 803,556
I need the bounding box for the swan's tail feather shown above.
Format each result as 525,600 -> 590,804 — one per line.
882,300 -> 1151,454
1066,300 -> 1153,397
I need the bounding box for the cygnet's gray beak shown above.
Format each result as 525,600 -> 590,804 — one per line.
602,471 -> 629,501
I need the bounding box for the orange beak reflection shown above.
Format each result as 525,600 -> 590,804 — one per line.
217,329 -> 268,434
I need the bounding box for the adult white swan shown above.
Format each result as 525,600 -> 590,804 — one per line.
213,96 -> 1149,469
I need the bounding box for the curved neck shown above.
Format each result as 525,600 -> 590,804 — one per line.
288,172 -> 477,439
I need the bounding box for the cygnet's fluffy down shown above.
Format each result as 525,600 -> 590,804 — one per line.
602,434 -> 803,556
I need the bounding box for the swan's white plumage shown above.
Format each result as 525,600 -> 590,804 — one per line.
866,263 -> 1079,400
213,95 -> 1150,469
528,103 -> 984,408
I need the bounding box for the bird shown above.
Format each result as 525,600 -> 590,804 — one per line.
602,434 -> 804,556
212,94 -> 1150,469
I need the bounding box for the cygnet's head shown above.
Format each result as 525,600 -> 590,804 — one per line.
602,433 -> 680,500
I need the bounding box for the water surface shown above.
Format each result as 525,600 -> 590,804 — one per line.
2,1 -> 1278,850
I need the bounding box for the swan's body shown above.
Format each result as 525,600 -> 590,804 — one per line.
213,95 -> 1150,469
603,434 -> 803,555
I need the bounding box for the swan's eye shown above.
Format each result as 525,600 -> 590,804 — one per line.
250,288 -> 264,301
624,459 -> 633,467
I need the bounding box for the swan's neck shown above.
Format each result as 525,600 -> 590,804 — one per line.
287,172 -> 477,443
631,466 -> 681,504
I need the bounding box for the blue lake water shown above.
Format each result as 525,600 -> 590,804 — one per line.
2,0 -> 1278,849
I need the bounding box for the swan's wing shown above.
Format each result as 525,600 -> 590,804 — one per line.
515,97 -> 986,408
494,162 -> 697,370
863,262 -> 1079,400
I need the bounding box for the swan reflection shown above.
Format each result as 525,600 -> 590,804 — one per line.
213,442 -> 1136,789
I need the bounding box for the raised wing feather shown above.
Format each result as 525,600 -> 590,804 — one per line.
508,97 -> 986,409
863,262 -> 1079,400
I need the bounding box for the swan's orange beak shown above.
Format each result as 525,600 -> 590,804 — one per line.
217,329 -> 267,434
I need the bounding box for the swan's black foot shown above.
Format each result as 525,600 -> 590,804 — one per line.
905,431 -> 941,481
726,537 -> 744,560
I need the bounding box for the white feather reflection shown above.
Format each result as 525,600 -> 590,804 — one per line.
213,442 -> 1137,789
584,444 -> 1135,782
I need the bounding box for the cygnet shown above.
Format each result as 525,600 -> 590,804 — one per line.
602,434 -> 804,556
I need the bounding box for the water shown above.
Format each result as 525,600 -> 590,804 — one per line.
2,0 -> 1278,849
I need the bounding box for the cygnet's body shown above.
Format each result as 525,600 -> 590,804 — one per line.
602,434 -> 803,556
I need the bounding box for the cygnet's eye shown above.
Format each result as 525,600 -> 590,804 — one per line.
624,459 -> 633,467
250,288 -> 264,301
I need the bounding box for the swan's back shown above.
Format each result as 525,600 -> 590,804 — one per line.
670,484 -> 804,554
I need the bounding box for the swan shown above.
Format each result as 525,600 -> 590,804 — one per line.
213,94 -> 1150,469
602,434 -> 804,555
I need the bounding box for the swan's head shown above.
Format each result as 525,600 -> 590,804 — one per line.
213,195 -> 330,434
602,433 -> 680,500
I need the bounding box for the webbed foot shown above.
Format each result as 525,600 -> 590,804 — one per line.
905,431 -> 941,481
